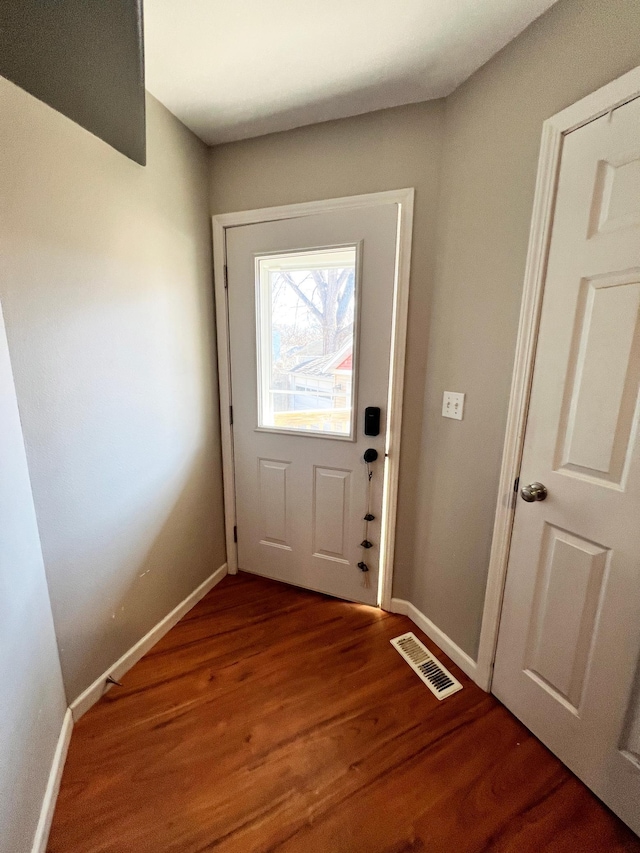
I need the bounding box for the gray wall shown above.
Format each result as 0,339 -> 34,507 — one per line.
209,0 -> 640,659
0,77 -> 226,701
0,305 -> 67,853
0,0 -> 146,164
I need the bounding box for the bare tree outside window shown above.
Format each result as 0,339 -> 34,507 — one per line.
277,267 -> 354,355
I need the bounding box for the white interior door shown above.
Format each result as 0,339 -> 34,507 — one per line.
493,96 -> 640,834
226,202 -> 400,605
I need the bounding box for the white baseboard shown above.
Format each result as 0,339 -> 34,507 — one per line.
70,562 -> 228,720
390,597 -> 479,683
31,708 -> 73,853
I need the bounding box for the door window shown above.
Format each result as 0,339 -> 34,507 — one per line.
255,246 -> 358,437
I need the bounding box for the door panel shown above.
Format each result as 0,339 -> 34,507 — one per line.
258,459 -> 290,549
494,95 -> 640,835
312,466 -> 351,563
226,204 -> 398,604
524,525 -> 609,711
591,154 -> 640,236
556,272 -> 640,485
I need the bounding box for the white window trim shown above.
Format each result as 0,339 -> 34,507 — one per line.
254,244 -> 360,440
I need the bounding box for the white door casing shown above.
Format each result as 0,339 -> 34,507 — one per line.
492,92 -> 640,835
212,190 -> 414,609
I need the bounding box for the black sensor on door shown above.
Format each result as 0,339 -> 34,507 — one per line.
364,407 -> 381,436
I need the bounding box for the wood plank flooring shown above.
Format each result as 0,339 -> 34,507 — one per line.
48,573 -> 640,853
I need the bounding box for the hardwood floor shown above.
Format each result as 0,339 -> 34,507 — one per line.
48,573 -> 640,853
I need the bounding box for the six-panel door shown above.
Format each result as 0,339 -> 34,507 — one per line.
493,96 -> 640,835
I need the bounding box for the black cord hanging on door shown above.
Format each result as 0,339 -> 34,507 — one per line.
358,448 -> 378,584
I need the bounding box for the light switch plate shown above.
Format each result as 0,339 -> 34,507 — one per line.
442,391 -> 465,420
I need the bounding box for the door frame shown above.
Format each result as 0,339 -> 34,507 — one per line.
211,188 -> 415,609
476,65 -> 640,692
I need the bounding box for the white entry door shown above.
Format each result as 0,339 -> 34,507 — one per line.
493,95 -> 640,834
226,200 -> 402,605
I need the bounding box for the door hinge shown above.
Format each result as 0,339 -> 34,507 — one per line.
229,405 -> 233,425
223,264 -> 228,289
513,476 -> 520,493
233,525 -> 238,543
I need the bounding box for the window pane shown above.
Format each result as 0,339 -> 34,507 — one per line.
256,247 -> 357,436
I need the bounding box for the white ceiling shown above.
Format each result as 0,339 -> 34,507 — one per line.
144,0 -> 557,146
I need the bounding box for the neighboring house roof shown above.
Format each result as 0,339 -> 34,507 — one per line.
290,339 -> 353,377
335,353 -> 352,372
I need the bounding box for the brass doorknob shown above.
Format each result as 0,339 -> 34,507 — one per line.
521,482 -> 548,502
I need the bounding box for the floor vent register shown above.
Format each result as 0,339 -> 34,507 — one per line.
391,632 -> 463,700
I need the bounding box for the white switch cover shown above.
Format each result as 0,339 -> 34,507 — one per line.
442,391 -> 465,420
